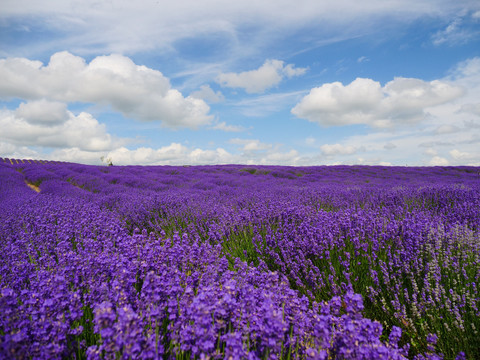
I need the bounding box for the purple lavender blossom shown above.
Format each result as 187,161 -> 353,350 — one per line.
1,161 -> 479,359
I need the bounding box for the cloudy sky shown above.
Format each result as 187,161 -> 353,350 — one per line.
1,0 -> 480,166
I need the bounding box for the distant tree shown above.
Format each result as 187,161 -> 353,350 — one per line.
100,156 -> 114,166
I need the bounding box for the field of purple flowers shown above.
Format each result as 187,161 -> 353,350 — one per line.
1,158 -> 479,359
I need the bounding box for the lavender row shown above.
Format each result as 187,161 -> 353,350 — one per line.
1,161 -> 479,359
0,192 -> 410,359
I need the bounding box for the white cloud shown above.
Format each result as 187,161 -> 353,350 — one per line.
229,138 -> 272,152
224,57 -> 480,166
330,115 -> 480,166
190,85 -> 225,103
0,51 -> 212,128
432,15 -> 480,46
0,101 -> 122,151
1,0 -> 474,59
259,149 -> 300,165
188,148 -> 233,164
424,148 -> 438,156
320,143 -> 357,156
216,59 -> 307,94
451,57 -> 480,80
434,124 -> 460,134
48,148 -> 112,165
48,141 -> 306,166
50,144 -> 234,166
291,77 -> 464,127
448,149 -> 480,165
233,90 -> 307,117
449,149 -> 469,160
464,120 -> 480,129
459,103 -> 480,116
432,19 -> 463,45
429,156 -> 449,166
283,63 -> 308,78
41,138 -> 480,167
107,144 -> 190,165
211,121 -> 245,132
0,141 -> 40,160
418,141 -> 453,148
15,99 -> 68,125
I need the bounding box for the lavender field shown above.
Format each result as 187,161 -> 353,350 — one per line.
1,159 -> 479,359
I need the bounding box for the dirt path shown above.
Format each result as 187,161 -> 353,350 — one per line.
25,181 -> 41,193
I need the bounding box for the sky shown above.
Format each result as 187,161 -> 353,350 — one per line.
1,0 -> 480,166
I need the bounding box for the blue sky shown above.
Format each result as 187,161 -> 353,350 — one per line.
1,0 -> 480,166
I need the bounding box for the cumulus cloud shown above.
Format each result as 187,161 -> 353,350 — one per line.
424,148 -> 438,156
50,142 -> 305,166
0,141 -> 40,160
48,143 -> 236,166
448,149 -> 480,165
0,101 -> 122,151
107,144 -> 190,165
291,77 -> 464,127
449,149 -> 471,160
81,142 -> 302,165
188,148 -> 233,164
0,51 -> 212,128
259,149 -> 300,165
216,59 -> 307,94
15,99 -> 69,125
429,156 -> 449,166
190,85 -> 225,103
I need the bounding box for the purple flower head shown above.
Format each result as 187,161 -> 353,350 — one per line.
426,333 -> 438,346
1,163 -> 478,359
222,332 -> 246,359
343,291 -> 364,317
425,333 -> 439,353
329,296 -> 343,315
306,347 -> 328,360
389,326 -> 402,348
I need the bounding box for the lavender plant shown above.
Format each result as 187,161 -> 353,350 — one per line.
1,160 -> 479,359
